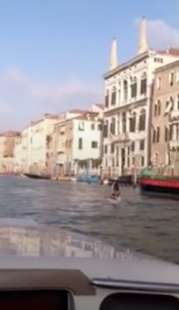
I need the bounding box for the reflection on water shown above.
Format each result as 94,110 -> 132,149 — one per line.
0,176 -> 178,264
0,220 -> 132,259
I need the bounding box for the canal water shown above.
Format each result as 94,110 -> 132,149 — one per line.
0,176 -> 179,264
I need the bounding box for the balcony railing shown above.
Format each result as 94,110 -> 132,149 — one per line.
169,110 -> 179,122
109,133 -> 130,143
169,140 -> 179,149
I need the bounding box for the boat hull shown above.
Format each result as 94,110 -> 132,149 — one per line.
140,177 -> 179,196
24,173 -> 50,180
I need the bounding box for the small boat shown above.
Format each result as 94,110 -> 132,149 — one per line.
139,168 -> 179,196
24,173 -> 50,180
77,174 -> 100,184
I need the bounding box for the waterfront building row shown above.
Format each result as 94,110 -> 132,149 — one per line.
102,18 -> 179,178
1,105 -> 103,177
1,18 -> 179,178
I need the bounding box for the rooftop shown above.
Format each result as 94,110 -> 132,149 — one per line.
0,131 -> 21,138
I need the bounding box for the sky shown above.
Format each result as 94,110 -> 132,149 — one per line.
0,0 -> 179,131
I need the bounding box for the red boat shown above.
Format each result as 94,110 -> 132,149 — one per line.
139,167 -> 179,195
140,176 -> 179,195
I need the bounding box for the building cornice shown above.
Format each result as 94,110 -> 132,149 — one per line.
155,60 -> 179,74
104,98 -> 147,117
104,51 -> 150,80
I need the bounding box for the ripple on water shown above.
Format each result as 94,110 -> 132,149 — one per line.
0,176 -> 178,264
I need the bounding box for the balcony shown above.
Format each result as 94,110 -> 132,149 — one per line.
169,140 -> 179,150
109,133 -> 130,143
169,110 -> 179,122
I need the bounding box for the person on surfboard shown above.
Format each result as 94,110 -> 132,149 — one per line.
111,180 -> 120,200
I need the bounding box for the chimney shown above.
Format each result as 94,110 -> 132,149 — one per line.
138,17 -> 148,54
110,38 -> 118,70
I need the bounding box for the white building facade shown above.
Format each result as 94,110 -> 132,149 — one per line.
53,111 -> 103,177
102,18 -> 179,178
14,114 -> 61,175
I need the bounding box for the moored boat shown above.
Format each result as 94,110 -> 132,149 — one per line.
77,174 -> 100,184
139,168 -> 179,195
24,173 -> 50,180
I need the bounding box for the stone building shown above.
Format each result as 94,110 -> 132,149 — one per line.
14,114 -> 62,176
151,60 -> 179,175
102,17 -> 179,178
53,110 -> 103,178
0,131 -> 21,174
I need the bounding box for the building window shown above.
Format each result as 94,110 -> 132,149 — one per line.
140,139 -> 145,150
139,109 -> 146,131
78,122 -> 85,131
156,127 -> 160,143
116,146 -> 119,167
104,145 -> 108,154
153,130 -> 156,143
170,96 -> 174,111
110,117 -> 116,135
129,112 -> 136,132
140,72 -> 147,95
98,124 -> 102,130
165,127 -> 169,142
111,87 -> 116,105
154,104 -> 158,116
169,125 -> 173,141
154,100 -> 161,116
103,121 -> 108,138
169,72 -> 174,87
111,143 -> 115,154
141,156 -> 145,167
91,123 -> 95,130
78,138 -> 83,150
131,142 -> 135,152
105,91 -> 109,108
131,77 -> 137,98
158,100 -> 161,115
124,80 -> 128,101
156,77 -> 161,90
122,112 -> 126,133
91,141 -> 98,148
176,72 -> 179,83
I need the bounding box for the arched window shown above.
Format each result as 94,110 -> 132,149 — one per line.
153,129 -> 156,143
124,80 -> 128,101
158,100 -> 161,115
103,120 -> 108,138
131,76 -> 137,98
110,117 -> 116,135
156,127 -> 160,143
154,104 -> 158,116
111,86 -> 116,106
169,72 -> 174,87
105,90 -> 109,108
141,72 -> 147,95
122,112 -> 126,133
170,96 -> 174,111
139,109 -> 146,131
165,127 -> 169,142
129,112 -> 136,132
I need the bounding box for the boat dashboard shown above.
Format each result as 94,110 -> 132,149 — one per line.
0,269 -> 178,310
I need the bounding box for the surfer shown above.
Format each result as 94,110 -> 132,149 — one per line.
111,180 -> 120,200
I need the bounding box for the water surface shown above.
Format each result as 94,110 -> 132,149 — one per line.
0,176 -> 178,264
